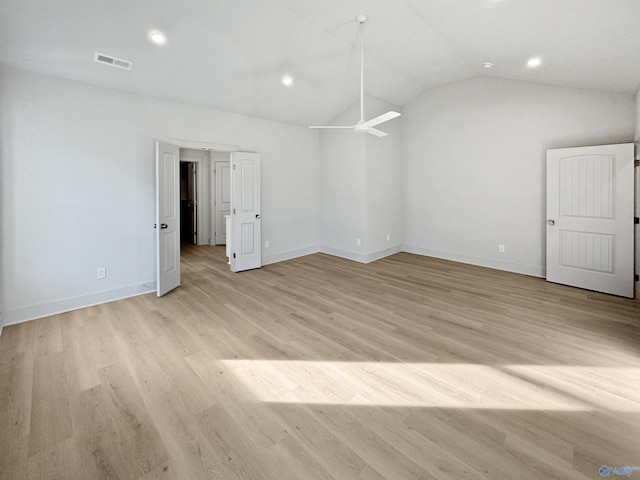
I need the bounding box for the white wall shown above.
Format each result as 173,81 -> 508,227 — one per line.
319,101 -> 366,259
319,96 -> 402,262
402,77 -> 636,276
364,97 -> 403,260
2,68 -> 637,326
0,66 -> 319,324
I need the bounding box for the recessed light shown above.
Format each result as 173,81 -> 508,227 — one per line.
483,62 -> 494,69
148,30 -> 167,46
527,57 -> 542,68
281,75 -> 294,87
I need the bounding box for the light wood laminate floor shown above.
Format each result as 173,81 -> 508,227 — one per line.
1,246 -> 640,479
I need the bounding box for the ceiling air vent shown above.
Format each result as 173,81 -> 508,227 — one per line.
93,52 -> 133,71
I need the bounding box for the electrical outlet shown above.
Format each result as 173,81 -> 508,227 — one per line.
97,267 -> 106,279
265,240 -> 270,249
356,238 -> 361,246
498,244 -> 505,253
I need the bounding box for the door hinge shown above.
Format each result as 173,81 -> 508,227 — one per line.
635,274 -> 639,282
233,253 -> 236,259
635,159 -> 639,167
232,163 -> 236,170
635,217 -> 639,224
233,208 -> 236,214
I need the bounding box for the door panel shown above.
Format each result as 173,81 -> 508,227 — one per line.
547,143 -> 634,298
215,161 -> 231,245
156,141 -> 181,296
230,152 -> 261,272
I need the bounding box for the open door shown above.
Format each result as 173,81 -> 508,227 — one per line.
156,141 -> 181,296
230,152 -> 261,272
546,143 -> 634,298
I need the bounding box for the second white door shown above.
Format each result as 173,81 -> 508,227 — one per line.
230,152 -> 261,273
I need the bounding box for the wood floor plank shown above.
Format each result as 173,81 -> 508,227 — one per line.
71,363 -> 170,480
98,362 -> 169,478
72,384 -> 130,479
1,244 -> 639,479
27,437 -> 87,480
62,325 -> 100,394
28,350 -> 73,457
0,434 -> 29,480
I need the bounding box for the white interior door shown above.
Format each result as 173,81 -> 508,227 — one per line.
230,152 -> 261,272
215,160 -> 231,245
156,141 -> 181,296
546,143 -> 634,298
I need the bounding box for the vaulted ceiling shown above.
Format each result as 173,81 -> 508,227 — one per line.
1,0 -> 639,126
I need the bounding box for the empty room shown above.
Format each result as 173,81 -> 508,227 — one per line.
1,1 -> 640,479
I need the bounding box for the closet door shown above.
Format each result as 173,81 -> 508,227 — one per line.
546,143 -> 634,298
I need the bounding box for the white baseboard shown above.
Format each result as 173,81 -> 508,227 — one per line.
262,246 -> 320,266
2,244 -> 548,327
401,245 -> 545,278
318,245 -> 402,264
363,245 -> 402,263
3,281 -> 157,326
318,245 -> 368,263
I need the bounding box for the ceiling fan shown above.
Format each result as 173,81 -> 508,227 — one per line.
308,14 -> 401,137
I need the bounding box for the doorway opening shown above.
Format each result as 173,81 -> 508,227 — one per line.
156,140 -> 261,296
179,161 -> 197,245
178,148 -> 231,247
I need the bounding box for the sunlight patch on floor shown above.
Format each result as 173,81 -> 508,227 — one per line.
219,360 -> 640,411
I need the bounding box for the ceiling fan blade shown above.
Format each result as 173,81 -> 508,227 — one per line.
308,16 -> 397,138
362,111 -> 401,128
308,125 -> 354,129
367,128 -> 388,137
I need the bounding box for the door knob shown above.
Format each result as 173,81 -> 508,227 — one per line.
161,223 -> 168,229
547,220 -> 555,225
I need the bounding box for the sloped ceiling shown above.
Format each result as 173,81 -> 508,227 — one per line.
1,0 -> 639,126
